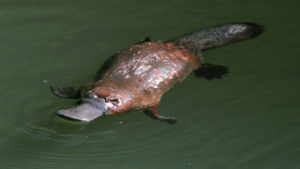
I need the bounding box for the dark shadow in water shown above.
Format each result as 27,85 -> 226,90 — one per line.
195,63 -> 229,80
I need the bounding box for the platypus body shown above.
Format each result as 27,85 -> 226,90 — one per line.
51,23 -> 264,123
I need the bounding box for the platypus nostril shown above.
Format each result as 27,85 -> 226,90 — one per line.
88,94 -> 98,99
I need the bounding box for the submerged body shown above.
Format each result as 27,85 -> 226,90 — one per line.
51,23 -> 264,123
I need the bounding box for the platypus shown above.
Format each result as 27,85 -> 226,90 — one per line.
51,23 -> 264,123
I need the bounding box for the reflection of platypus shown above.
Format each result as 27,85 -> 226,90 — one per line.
51,23 -> 264,123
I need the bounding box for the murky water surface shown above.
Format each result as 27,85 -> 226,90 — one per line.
0,0 -> 299,168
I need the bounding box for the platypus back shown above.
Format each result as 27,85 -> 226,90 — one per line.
170,23 -> 265,54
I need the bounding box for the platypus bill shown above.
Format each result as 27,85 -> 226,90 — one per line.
51,23 -> 264,123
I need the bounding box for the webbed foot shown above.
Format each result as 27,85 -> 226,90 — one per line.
50,86 -> 80,99
195,63 -> 229,80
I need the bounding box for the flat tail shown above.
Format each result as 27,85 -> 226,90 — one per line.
169,23 -> 265,54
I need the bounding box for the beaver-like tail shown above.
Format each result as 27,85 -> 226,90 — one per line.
170,23 -> 265,54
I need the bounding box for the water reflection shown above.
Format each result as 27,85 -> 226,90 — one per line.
17,117 -> 120,147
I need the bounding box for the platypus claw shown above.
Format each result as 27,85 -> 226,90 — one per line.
135,37 -> 151,45
157,116 -> 177,124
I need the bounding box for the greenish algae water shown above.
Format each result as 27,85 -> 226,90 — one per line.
0,0 -> 299,168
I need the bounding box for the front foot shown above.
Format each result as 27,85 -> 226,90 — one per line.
144,107 -> 177,124
50,86 -> 80,99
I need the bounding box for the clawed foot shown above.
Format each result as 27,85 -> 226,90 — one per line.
144,107 -> 177,124
195,63 -> 229,80
50,86 -> 80,99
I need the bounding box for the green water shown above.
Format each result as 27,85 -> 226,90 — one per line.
0,0 -> 299,168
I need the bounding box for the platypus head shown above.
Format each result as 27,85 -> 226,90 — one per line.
57,94 -> 109,122
57,82 -> 133,122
